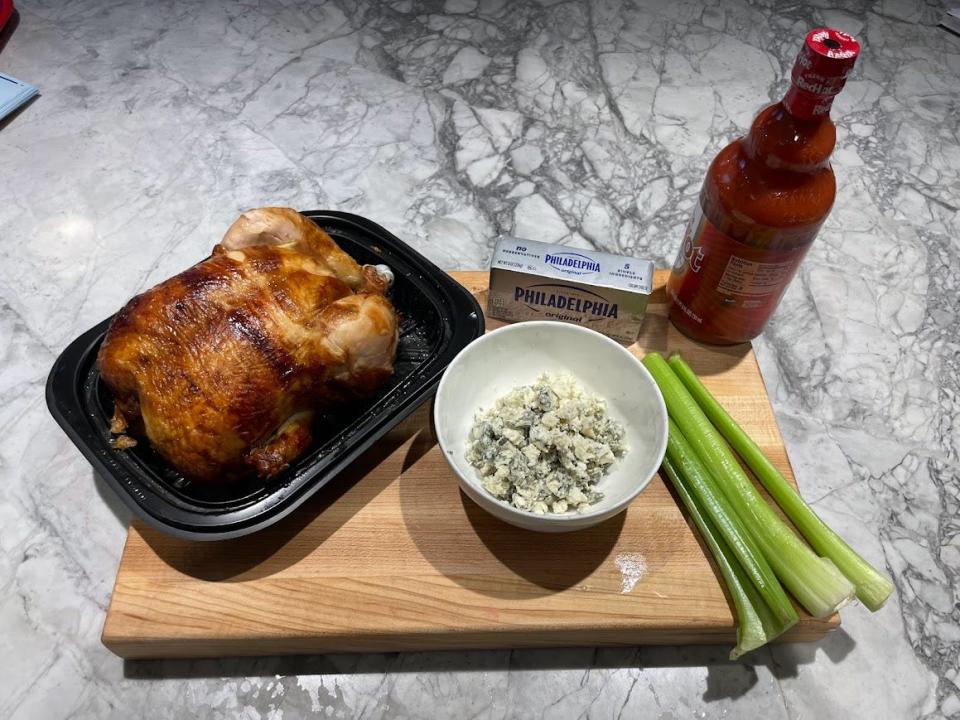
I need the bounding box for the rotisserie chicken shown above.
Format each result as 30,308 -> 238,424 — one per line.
98,207 -> 399,482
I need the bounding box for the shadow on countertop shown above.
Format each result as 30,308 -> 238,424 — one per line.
0,92 -> 37,133
123,627 -> 856,703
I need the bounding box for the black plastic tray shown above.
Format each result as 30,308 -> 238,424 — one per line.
46,211 -> 484,540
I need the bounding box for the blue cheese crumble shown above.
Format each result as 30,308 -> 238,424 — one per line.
465,373 -> 627,514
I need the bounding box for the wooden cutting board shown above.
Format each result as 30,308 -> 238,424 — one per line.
103,270 -> 838,659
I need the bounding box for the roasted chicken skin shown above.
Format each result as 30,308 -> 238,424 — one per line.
97,208 -> 399,482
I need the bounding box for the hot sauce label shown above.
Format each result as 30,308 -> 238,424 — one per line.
716,256 -> 796,297
668,203 -> 811,333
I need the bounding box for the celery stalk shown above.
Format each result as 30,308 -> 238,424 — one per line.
664,422 -> 798,634
668,353 -> 894,611
662,453 -> 790,658
643,353 -> 855,618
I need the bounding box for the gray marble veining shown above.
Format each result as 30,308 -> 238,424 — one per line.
1,0 -> 957,718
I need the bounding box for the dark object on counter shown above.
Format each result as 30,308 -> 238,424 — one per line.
941,9 -> 960,36
47,211 -> 484,540
667,28 -> 860,344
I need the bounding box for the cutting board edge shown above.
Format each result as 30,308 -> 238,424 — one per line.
104,614 -> 840,660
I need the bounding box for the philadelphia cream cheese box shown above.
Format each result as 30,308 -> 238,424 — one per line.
487,236 -> 655,343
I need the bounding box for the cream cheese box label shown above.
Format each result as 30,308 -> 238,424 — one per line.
487,236 -> 654,343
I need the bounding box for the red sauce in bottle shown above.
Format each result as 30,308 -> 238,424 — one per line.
667,29 -> 861,345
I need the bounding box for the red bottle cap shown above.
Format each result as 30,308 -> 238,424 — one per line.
784,28 -> 860,119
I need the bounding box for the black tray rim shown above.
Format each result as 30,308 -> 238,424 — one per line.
45,210 -> 485,541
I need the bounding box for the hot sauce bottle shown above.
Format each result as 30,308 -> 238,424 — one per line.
667,29 -> 861,344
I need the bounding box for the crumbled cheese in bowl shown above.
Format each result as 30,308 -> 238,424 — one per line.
465,373 -> 627,515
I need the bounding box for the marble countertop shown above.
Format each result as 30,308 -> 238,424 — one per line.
1,1 -> 957,718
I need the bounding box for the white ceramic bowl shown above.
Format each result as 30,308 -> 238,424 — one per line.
434,321 -> 668,532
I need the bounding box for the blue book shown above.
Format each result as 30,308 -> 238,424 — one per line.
0,72 -> 38,121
